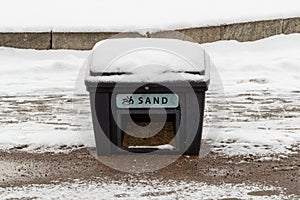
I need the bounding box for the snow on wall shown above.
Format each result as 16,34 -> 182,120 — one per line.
0,0 -> 300,34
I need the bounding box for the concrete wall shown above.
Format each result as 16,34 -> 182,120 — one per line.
0,17 -> 299,50
52,32 -> 143,49
0,32 -> 51,49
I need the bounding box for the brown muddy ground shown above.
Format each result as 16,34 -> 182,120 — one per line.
0,148 -> 299,198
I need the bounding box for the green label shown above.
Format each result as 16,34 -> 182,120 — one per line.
116,94 -> 179,108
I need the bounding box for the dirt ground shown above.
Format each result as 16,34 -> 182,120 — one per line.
0,148 -> 299,198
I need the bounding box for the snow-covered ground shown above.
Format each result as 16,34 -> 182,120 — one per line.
1,0 -> 300,34
0,179 -> 295,200
0,48 -> 87,152
203,34 -> 300,156
0,34 -> 300,156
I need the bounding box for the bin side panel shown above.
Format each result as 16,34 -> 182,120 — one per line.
184,92 -> 206,155
91,92 -> 112,156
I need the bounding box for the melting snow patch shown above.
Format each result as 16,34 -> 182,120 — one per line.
0,180 -> 294,200
128,144 -> 175,150
0,122 -> 82,153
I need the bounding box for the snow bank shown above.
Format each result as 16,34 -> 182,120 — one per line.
203,33 -> 300,92
0,0 -> 300,34
0,47 -> 88,95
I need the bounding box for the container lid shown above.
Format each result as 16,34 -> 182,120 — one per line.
85,38 -> 211,83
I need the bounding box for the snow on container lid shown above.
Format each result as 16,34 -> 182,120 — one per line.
85,38 -> 211,83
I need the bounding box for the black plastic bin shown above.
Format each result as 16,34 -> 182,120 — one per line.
84,38 -> 210,156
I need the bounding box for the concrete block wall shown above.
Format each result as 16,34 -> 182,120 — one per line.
0,32 -> 51,49
0,17 -> 299,50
